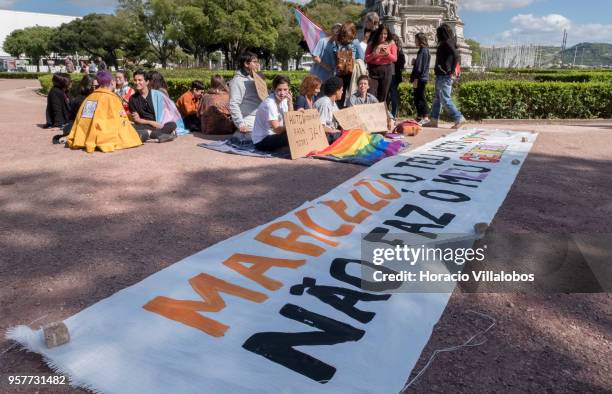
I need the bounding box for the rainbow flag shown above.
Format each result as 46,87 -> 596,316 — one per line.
293,8 -> 326,53
311,129 -> 407,166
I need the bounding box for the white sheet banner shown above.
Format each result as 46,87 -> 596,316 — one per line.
8,129 -> 536,394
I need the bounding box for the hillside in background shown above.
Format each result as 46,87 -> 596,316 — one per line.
555,43 -> 612,67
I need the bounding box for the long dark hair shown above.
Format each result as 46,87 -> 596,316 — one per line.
369,25 -> 392,46
78,75 -> 96,96
146,70 -> 168,91
52,73 -> 71,92
209,75 -> 229,93
436,23 -> 455,44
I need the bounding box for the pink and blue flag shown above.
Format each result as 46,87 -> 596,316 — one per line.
293,8 -> 326,53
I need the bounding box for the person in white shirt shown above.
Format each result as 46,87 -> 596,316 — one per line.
314,76 -> 344,143
252,75 -> 292,151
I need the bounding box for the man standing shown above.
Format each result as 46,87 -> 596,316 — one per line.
128,70 -> 177,143
229,51 -> 262,134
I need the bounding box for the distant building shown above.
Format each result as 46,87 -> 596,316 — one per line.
0,9 -> 78,57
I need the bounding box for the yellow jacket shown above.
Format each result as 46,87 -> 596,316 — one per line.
67,88 -> 142,153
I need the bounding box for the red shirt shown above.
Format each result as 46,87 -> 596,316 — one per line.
365,42 -> 398,65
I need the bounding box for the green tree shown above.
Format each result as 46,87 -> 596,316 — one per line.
304,0 -> 363,31
49,13 -> 148,68
203,0 -> 283,69
3,26 -> 56,72
118,0 -> 181,68
274,4 -> 304,70
466,38 -> 481,66
175,2 -> 213,67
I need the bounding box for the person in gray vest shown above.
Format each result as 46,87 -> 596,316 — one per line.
229,51 -> 263,135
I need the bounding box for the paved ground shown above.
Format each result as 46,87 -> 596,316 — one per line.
0,79 -> 610,393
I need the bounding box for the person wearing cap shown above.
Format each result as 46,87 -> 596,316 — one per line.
66,71 -> 143,153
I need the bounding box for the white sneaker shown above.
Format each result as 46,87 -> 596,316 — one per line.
452,117 -> 467,129
422,119 -> 439,128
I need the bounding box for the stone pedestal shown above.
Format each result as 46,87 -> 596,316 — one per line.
383,16 -> 403,37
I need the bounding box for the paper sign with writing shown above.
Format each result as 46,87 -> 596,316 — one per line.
284,109 -> 329,159
334,103 -> 388,133
253,73 -> 269,102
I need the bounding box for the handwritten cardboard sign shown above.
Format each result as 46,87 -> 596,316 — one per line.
284,109 -> 329,159
253,72 -> 269,102
334,102 -> 388,133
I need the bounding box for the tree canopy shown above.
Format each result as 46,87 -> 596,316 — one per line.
3,26 -> 56,71
5,0 -> 365,70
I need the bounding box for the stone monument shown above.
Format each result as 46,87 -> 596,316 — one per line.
365,0 -> 472,69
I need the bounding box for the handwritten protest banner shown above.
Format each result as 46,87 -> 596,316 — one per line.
284,109 -> 330,159
334,102 -> 388,133
8,129 -> 537,394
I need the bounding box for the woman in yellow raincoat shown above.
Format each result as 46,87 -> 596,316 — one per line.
67,71 -> 142,153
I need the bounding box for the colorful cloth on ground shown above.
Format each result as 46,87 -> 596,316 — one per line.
150,89 -> 189,136
293,8 -> 326,53
311,129 -> 406,166
66,89 -> 142,153
176,90 -> 200,117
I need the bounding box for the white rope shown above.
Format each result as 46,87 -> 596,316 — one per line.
1,314 -> 49,356
401,310 -> 497,392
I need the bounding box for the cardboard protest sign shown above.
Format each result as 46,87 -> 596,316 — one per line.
253,72 -> 269,102
334,102 -> 388,133
284,109 -> 329,159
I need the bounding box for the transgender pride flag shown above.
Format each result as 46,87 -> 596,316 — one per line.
293,8 -> 326,53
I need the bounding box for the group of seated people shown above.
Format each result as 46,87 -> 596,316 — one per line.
45,49 -> 390,154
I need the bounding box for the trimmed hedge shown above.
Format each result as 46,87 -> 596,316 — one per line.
458,80 -> 612,119
533,72 -> 612,83
39,73 -> 612,119
0,72 -> 49,79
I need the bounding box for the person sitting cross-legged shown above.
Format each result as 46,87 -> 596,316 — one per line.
128,69 -> 177,143
176,80 -> 204,132
252,75 -> 292,152
314,76 -> 344,143
66,71 -> 142,153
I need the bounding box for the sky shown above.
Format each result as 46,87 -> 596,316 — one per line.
1,0 -> 611,46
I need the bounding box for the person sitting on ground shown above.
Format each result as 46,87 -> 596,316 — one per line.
114,70 -> 135,113
69,75 -> 97,122
128,69 -> 178,143
294,75 -> 322,110
229,51 -> 262,135
147,70 -> 169,96
198,75 -> 235,135
176,80 -> 204,132
252,75 -> 292,152
46,72 -> 72,129
348,75 -> 378,107
66,71 -> 142,153
314,76 -> 343,142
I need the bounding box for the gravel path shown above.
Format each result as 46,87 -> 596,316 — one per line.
0,79 -> 610,393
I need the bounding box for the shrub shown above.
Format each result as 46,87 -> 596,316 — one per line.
458,80 -> 612,119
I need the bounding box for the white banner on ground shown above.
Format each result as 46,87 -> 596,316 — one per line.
8,129 -> 536,394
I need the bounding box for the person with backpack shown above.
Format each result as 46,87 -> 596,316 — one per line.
409,32 -> 431,125
424,23 -> 466,129
334,22 -> 364,108
365,24 -> 397,103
